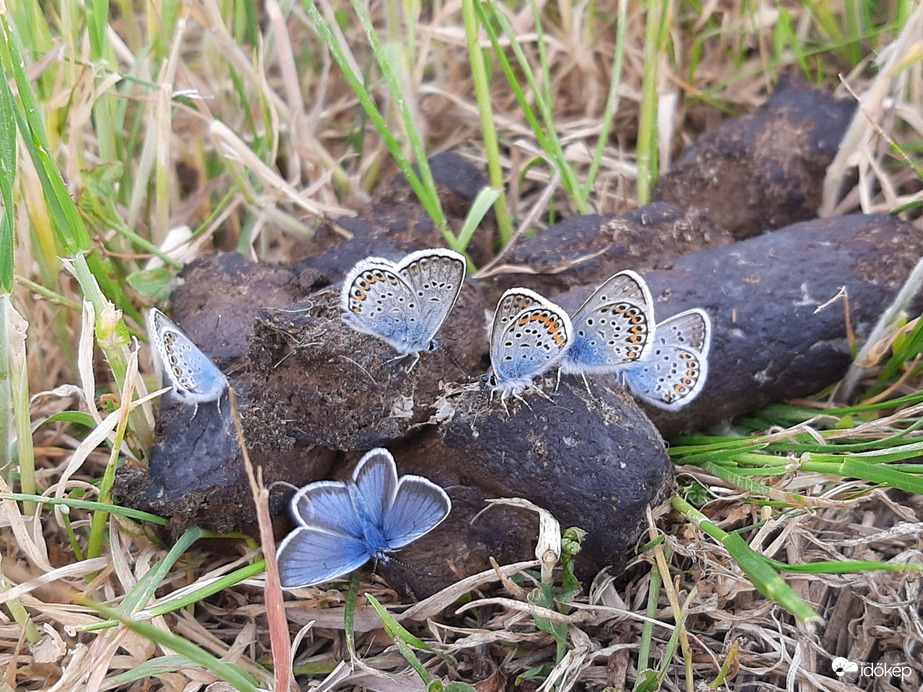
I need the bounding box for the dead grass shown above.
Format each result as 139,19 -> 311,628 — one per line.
3,1 -> 923,690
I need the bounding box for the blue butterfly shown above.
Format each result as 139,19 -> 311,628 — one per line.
559,270 -> 655,376
340,249 -> 466,360
488,288 -> 573,400
276,448 -> 452,588
617,308 -> 711,410
147,308 -> 228,406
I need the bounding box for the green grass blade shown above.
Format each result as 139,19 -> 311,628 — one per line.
461,0 -> 513,246
633,552 -> 663,690
0,14 -> 88,255
0,58 -> 15,294
874,316 -> 923,393
699,459 -> 805,502
583,0 -> 628,197
344,570 -> 361,658
456,187 -> 502,257
672,496 -> 820,623
110,655 -> 219,685
347,0 -> 451,240
5,301 -> 35,511
365,592 -> 434,652
765,557 -> 920,575
480,0 -> 588,212
301,0 -> 454,246
118,527 -> 207,614
67,258 -> 147,429
365,592 -> 435,685
0,14 -> 139,321
0,300 -> 11,476
86,560 -> 268,632
472,1 -> 550,154
85,600 -> 264,691
86,0 -> 116,162
139,560 -> 267,620
800,454 -> 923,495
0,493 -> 168,525
527,0 -> 553,108
636,0 -> 668,205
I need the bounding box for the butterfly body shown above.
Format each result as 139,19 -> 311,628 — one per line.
617,308 -> 711,410
488,288 -> 573,399
276,448 -> 451,588
341,249 -> 466,357
147,308 -> 228,405
559,270 -> 655,375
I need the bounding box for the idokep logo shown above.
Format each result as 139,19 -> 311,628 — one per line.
831,658 -> 859,676
832,657 -> 912,679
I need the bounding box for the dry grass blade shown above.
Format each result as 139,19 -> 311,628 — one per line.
3,1 -> 923,690
398,559 -> 541,622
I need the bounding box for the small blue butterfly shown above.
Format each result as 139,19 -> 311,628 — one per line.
276,448 -> 452,588
341,249 -> 467,359
559,270 -> 655,376
617,308 -> 711,410
147,308 -> 228,406
488,288 -> 573,400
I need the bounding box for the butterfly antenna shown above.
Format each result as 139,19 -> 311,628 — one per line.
385,555 -> 436,577
444,349 -> 470,379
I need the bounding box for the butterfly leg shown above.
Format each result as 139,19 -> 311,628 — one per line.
580,373 -> 592,395
528,386 -> 551,404
511,389 -> 534,410
494,388 -> 513,415
383,351 -> 420,373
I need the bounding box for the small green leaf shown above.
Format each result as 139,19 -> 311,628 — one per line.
127,267 -> 174,301
516,665 -> 551,684
633,668 -> 659,692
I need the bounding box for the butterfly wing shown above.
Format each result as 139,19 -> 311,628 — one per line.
381,474 -> 451,550
340,258 -> 424,355
275,526 -> 372,588
561,271 -> 655,374
488,288 -> 544,342
278,479 -> 373,588
396,249 -> 466,345
279,449 -> 450,584
489,288 -> 572,396
147,308 -> 228,403
349,448 -> 399,529
341,249 -> 465,356
619,309 -> 711,410
289,481 -> 366,539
